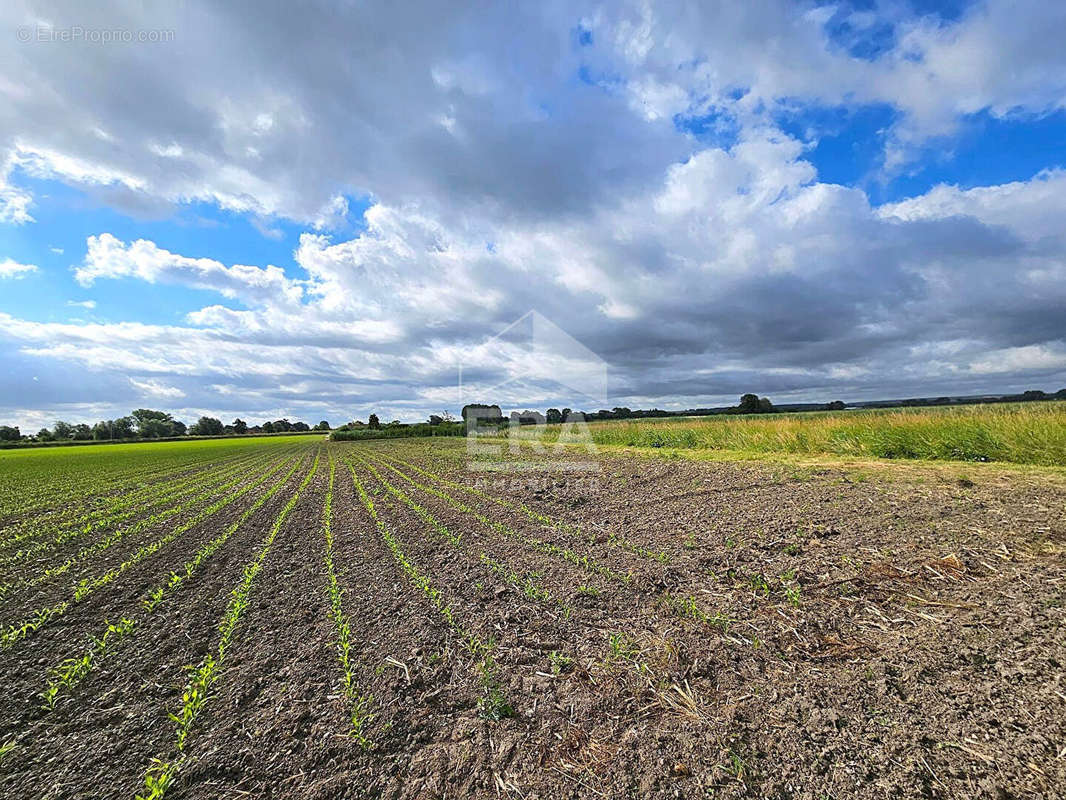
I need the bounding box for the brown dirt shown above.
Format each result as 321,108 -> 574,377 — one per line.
0,439 -> 1063,799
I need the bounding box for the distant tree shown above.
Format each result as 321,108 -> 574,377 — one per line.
733,394 -> 775,414
272,419 -> 293,432
460,404 -> 502,423
1022,390 -> 1047,401
738,394 -> 761,413
561,408 -> 573,421
89,418 -> 135,440
171,420 -> 187,437
510,410 -> 545,425
387,419 -> 402,427
232,418 -> 248,434
825,400 -> 846,411
36,427 -> 53,441
292,421 -> 310,432
612,407 -> 633,419
545,408 -> 563,424
71,423 -> 93,441
368,413 -> 380,429
131,409 -> 179,438
261,421 -> 275,433
112,416 -> 136,438
1056,388 -> 1066,398
52,420 -> 73,440
314,420 -> 331,431
190,417 -> 225,436
428,414 -> 444,425
0,425 -> 20,441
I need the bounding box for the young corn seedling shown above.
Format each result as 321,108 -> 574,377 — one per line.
352,452 -> 561,609
321,457 -> 375,747
40,617 -> 135,709
374,451 -> 667,568
349,461 -> 514,721
549,651 -> 574,675
660,593 -> 732,632
136,452 -> 319,800
39,457 -> 304,710
2,453 -> 296,649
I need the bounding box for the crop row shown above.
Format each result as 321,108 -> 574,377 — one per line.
379,449 -> 669,565
347,459 -> 514,721
7,449 -> 286,596
360,452 -> 750,652
37,455 -> 306,711
363,452 -> 628,585
320,455 -> 375,746
348,448 -> 700,730
0,446 -> 272,558
348,453 -> 561,609
0,441 -> 267,522
136,451 -> 320,799
353,444 -> 726,720
0,452 -> 298,648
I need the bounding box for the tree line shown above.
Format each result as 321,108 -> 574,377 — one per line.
5,386 -> 1064,445
0,409 -> 332,444
459,388 -> 1066,427
458,395 -> 795,425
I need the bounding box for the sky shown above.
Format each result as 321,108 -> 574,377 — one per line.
1,0 -> 1066,429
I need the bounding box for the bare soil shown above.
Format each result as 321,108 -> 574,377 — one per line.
0,439 -> 1063,799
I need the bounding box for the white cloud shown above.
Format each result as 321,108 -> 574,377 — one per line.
970,344 -> 1066,375
0,258 -> 37,278
129,377 -> 186,399
75,233 -> 304,307
4,137 -> 1064,426
0,151 -> 34,224
66,299 -> 97,309
1,0 -> 1065,427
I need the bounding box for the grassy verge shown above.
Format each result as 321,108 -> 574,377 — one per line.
494,402 -> 1066,468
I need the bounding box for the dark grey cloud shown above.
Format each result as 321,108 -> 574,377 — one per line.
1,0 -> 1066,425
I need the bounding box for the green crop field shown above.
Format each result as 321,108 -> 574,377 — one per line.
0,427 -> 1063,799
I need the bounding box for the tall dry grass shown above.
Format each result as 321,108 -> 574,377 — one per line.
518,402 -> 1066,466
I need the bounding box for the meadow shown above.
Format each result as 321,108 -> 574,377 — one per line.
0,429 -> 1062,798
511,401 -> 1066,466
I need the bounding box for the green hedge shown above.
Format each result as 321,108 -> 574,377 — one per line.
330,422 -> 465,441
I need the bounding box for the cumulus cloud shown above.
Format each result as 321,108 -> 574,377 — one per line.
75,233 -> 304,307
0,258 -> 37,278
1,0 -> 1065,426
1,1 -> 1063,223
129,377 -> 186,399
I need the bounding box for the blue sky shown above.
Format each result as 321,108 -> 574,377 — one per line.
2,0 -> 1066,428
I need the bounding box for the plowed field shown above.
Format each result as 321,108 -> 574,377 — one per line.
1,436 -> 1063,799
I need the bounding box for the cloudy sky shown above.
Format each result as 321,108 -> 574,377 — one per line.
1,0 -> 1065,428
